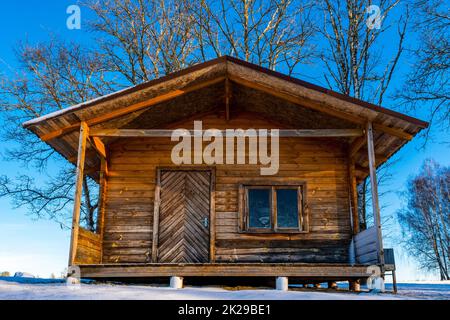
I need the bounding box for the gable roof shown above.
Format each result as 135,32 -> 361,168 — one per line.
23,55 -> 428,181
24,55 -> 428,128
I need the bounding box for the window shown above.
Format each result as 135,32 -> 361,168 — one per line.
248,188 -> 271,229
240,184 -> 307,233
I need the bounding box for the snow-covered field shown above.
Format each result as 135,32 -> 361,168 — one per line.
0,279 -> 449,300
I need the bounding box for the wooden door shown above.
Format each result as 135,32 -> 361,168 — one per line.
157,170 -> 211,263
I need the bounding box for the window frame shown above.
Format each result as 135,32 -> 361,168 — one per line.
239,181 -> 308,234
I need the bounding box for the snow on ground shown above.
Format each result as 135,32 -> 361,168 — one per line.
384,282 -> 450,300
0,279 -> 449,300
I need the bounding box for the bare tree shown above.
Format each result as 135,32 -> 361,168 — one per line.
0,40 -> 111,230
397,0 -> 449,141
320,0 -> 407,103
319,0 -> 409,230
397,159 -> 450,280
191,0 -> 316,74
357,160 -> 398,237
0,0 -> 317,229
86,0 -> 199,83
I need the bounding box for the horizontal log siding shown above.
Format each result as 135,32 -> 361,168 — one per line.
74,227 -> 102,264
102,113 -> 351,263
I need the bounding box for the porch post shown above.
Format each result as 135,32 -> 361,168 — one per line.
348,157 -> 359,235
96,156 -> 108,263
366,122 -> 385,267
68,122 -> 89,266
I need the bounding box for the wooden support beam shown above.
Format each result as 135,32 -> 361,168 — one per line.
90,128 -> 363,138
349,136 -> 366,158
68,122 -> 89,266
348,158 -> 359,235
96,157 -> 108,262
90,136 -> 106,159
392,270 -> 398,294
102,157 -> 109,177
279,129 -> 363,137
354,165 -> 369,180
37,75 -> 412,143
39,77 -> 226,141
80,263 -> 373,278
366,122 -> 385,268
373,123 -> 412,141
230,75 -> 413,140
84,167 -> 100,177
358,153 -> 389,169
229,75 -> 366,125
225,77 -> 231,121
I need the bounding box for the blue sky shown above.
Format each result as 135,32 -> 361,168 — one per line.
0,1 -> 448,280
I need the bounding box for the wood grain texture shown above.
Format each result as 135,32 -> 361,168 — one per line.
25,57 -> 425,189
101,113 -> 352,264
79,263 -> 371,279
354,227 -> 379,265
366,122 -> 385,266
68,122 -> 88,266
157,170 -> 211,263
39,77 -> 226,141
74,227 -> 102,265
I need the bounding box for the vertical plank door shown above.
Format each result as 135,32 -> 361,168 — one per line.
157,170 -> 211,263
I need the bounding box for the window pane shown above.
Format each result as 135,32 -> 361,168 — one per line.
248,189 -> 271,229
276,189 -> 299,228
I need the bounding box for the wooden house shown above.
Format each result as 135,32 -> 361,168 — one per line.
23,56 -> 427,289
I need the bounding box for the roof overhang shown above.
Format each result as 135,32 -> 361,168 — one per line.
23,56 -> 428,182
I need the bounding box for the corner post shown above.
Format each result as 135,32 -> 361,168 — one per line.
366,122 -> 385,268
68,122 -> 89,266
96,156 -> 108,263
348,157 -> 359,235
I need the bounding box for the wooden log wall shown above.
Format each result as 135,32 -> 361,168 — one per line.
101,113 -> 352,264
74,227 -> 102,264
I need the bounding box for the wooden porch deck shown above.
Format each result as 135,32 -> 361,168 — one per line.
79,263 -> 372,280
